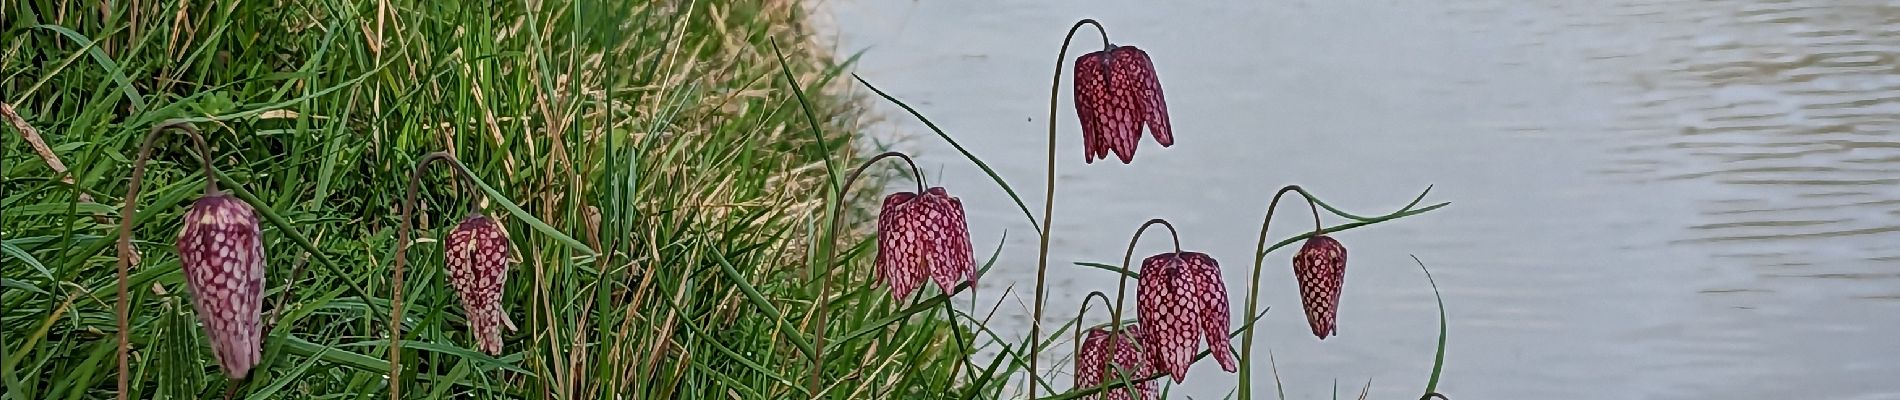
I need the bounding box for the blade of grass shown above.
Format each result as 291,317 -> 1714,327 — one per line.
854,74 -> 1040,234
443,158 -> 596,257
712,250 -> 818,363
1413,255 -> 1449,397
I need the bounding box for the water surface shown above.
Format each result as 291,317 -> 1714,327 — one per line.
822,1 -> 1900,398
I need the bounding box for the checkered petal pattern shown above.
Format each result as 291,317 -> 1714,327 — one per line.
1074,325 -> 1158,400
1135,251 -> 1234,382
876,192 -> 928,300
875,187 -> 974,300
922,187 -> 974,292
1292,235 -> 1348,339
1181,252 -> 1237,371
446,214 -> 512,355
175,193 -> 266,379
1073,46 -> 1172,164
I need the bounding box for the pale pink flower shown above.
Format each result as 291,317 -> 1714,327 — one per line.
1135,251 -> 1236,382
1074,325 -> 1158,400
875,187 -> 973,299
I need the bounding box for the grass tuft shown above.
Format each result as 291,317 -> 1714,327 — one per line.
2,0 -> 974,397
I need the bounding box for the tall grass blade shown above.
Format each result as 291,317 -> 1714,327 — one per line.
1413,255 -> 1449,397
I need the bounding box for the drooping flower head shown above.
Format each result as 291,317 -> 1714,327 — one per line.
1074,324 -> 1158,400
445,213 -> 512,355
1292,235 -> 1348,339
175,192 -> 266,379
1074,46 -> 1172,164
1135,251 -> 1236,382
875,187 -> 974,299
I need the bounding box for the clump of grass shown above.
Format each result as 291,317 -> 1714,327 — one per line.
3,0 -> 977,398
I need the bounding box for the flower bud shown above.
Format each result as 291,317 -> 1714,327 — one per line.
1292,235 -> 1348,339
446,214 -> 511,355
175,192 -> 266,379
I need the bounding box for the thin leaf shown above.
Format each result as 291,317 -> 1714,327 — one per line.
445,159 -> 597,257
1413,255 -> 1449,396
854,74 -> 1042,234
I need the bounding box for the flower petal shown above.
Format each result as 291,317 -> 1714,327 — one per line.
876,192 -> 928,300
1114,46 -> 1172,148
1182,252 -> 1236,371
1136,253 -> 1201,382
923,187 -> 975,293
1075,329 -> 1106,388
1100,47 -> 1147,164
1074,51 -> 1112,164
177,193 -> 266,379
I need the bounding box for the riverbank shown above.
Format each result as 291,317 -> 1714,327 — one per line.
2,0 -> 969,397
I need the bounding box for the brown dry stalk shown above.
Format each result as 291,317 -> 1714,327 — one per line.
2,102 -> 99,206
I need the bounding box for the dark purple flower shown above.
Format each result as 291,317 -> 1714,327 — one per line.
175,192 -> 266,379
446,214 -> 512,355
1074,325 -> 1158,400
1292,235 -> 1348,339
1074,46 -> 1172,164
875,187 -> 973,299
1135,251 -> 1235,382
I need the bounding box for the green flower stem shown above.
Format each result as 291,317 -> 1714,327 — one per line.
1239,185 -> 1320,400
807,151 -> 924,396
1029,18 -> 1111,399
115,120 -> 217,400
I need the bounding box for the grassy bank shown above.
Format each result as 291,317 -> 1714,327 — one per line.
3,0 -> 978,398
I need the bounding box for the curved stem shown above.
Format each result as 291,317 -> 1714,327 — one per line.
116,120 -> 216,400
388,151 -> 476,400
173,123 -> 218,194
808,151 -> 924,396
1029,18 -> 1110,400
1238,185 -> 1321,399
1070,291 -> 1115,358
1103,218 -> 1179,385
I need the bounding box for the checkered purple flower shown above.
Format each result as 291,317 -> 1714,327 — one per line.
1074,325 -> 1158,400
1135,251 -> 1236,382
1292,235 -> 1348,339
1074,46 -> 1172,164
445,213 -> 512,355
875,187 -> 974,299
175,192 -> 266,379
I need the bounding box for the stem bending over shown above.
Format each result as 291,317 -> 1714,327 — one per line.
808,151 -> 925,396
1028,18 -> 1113,399
116,120 -> 217,400
1239,185 -> 1324,399
387,151 -> 477,400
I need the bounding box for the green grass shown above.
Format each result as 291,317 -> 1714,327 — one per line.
2,0 -> 980,398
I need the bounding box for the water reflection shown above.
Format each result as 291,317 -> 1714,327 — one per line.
826,0 -> 1900,398
1573,0 -> 1900,267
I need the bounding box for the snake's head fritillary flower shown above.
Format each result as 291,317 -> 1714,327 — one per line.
1135,251 -> 1236,382
446,213 -> 512,355
1074,46 -> 1172,164
875,187 -> 974,300
1075,325 -> 1158,400
1293,235 -> 1348,339
175,192 -> 266,379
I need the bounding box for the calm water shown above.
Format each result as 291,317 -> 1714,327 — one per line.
821,1 -> 1900,399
